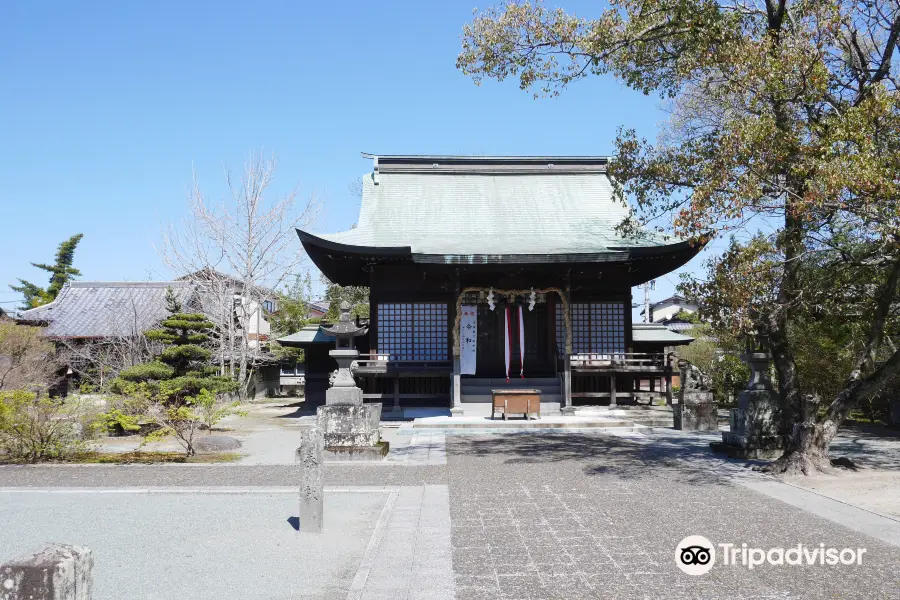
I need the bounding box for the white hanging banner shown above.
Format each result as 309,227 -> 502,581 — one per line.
504,306 -> 511,382
460,305 -> 477,375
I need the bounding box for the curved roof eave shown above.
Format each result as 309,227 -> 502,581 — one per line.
296,229 -> 412,258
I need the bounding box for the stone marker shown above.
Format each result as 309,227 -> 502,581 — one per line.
673,359 -> 718,431
296,426 -> 324,533
0,544 -> 93,600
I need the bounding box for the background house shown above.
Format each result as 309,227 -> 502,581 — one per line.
641,295 -> 698,331
15,279 -> 282,397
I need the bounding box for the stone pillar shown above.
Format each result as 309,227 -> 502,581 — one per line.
296,426 -> 324,533
0,544 -> 93,600
609,374 -> 617,407
673,360 -> 718,430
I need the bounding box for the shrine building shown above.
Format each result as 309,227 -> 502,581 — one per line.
283,154 -> 700,414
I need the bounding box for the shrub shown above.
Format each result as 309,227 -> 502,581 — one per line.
117,361 -> 175,383
0,391 -> 98,461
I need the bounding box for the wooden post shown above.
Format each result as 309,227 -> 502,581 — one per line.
392,374 -> 401,414
451,357 -> 463,414
562,354 -> 572,412
665,353 -> 674,405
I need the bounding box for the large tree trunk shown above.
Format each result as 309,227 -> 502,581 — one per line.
769,346 -> 900,475
768,394 -> 837,475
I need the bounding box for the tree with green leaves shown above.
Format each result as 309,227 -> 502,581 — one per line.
10,234 -> 84,309
459,1 -> 900,474
270,273 -> 313,363
321,274 -> 369,321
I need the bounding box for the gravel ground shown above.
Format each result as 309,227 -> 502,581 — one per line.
0,490 -> 387,600
0,464 -> 448,487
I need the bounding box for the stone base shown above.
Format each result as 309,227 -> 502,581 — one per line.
560,406 -> 577,415
323,442 -> 390,462
450,406 -> 465,416
0,544 -> 94,600
673,402 -> 718,431
325,386 -> 363,406
316,403 -> 382,447
710,440 -> 784,460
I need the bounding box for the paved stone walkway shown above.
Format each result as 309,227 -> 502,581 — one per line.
445,433 -> 900,600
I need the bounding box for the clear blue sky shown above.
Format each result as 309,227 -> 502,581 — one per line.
1,0 -> 723,315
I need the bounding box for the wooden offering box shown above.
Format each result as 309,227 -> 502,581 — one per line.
491,389 -> 541,420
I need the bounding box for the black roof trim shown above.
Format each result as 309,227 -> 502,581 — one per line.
361,153 -> 609,175
296,230 -> 412,257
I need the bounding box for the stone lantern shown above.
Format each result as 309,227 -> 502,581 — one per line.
712,336 -> 784,459
319,301 -> 367,405
312,301 -> 387,461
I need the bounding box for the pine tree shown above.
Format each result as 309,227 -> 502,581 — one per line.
11,234 -> 84,309
116,287 -> 233,400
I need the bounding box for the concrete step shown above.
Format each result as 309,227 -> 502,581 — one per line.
412,418 -> 636,429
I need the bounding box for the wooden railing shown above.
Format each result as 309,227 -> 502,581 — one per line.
569,352 -> 672,371
353,353 -> 452,373
353,353 -> 453,409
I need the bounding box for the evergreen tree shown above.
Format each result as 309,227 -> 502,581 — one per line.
11,234 -> 84,309
115,287 -> 233,400
110,287 -> 237,456
320,274 -> 369,320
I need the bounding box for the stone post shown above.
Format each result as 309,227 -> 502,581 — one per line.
0,544 -> 93,600
296,426 -> 324,533
673,359 -> 717,430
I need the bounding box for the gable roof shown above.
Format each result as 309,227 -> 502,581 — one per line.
275,324 -> 336,346
649,295 -> 695,310
307,300 -> 330,315
299,154 -> 701,285
16,282 -> 195,339
631,323 -> 694,346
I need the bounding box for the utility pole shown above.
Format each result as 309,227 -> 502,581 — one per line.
640,279 -> 656,323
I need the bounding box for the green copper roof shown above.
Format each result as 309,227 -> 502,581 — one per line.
276,325 -> 335,346
303,156 -> 682,258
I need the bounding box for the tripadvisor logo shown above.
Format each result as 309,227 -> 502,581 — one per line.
676,536 -> 867,575
676,536 -> 715,575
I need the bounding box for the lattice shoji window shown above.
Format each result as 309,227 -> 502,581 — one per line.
377,303 -> 448,361
556,302 -> 626,357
